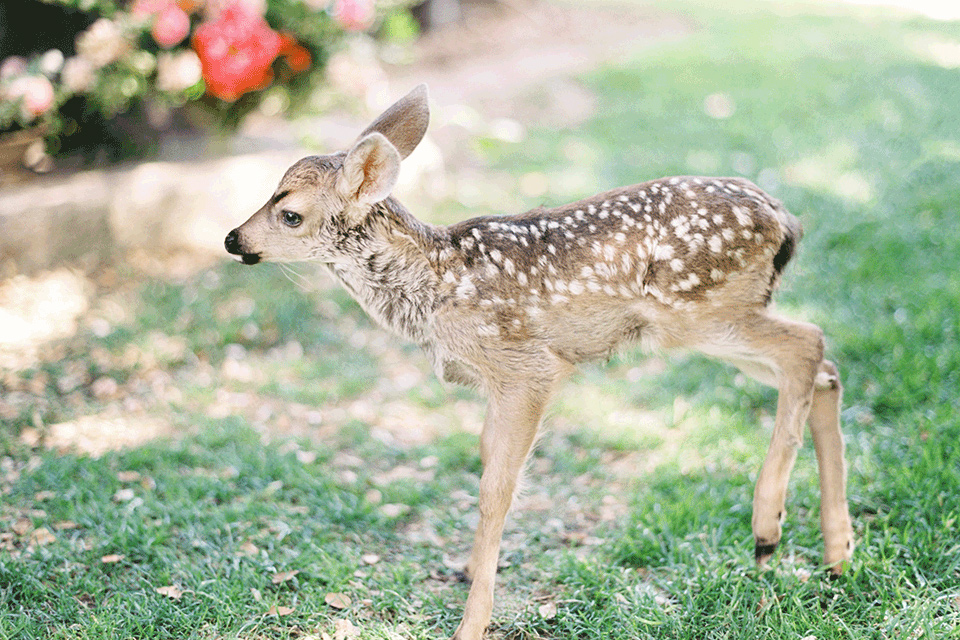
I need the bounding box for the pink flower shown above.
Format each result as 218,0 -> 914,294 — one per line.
152,3 -> 191,48
7,76 -> 55,120
131,0 -> 192,48
0,56 -> 28,81
333,0 -> 375,31
130,0 -> 168,17
192,1 -> 283,101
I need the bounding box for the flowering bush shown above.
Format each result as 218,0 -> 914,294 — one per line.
0,0 -> 415,160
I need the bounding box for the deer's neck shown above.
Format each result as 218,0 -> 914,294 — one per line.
328,197 -> 446,344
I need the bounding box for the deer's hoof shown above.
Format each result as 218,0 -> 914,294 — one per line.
754,540 -> 779,566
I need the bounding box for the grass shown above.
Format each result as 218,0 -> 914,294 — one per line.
2,0 -> 960,637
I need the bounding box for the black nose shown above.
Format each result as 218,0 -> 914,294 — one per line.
225,229 -> 240,254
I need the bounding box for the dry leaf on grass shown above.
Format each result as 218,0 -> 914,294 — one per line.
156,585 -> 183,600
295,450 -> 318,464
378,503 -> 410,518
30,527 -> 55,546
113,488 -> 136,502
538,601 -> 558,619
334,618 -> 360,640
361,553 -> 380,565
54,520 -> 78,530
325,592 -> 351,609
237,541 -> 259,556
267,605 -> 295,616
100,554 -> 125,563
12,518 -> 31,536
117,471 -> 141,482
271,569 -> 300,584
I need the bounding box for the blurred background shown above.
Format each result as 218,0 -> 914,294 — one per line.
1,1 -> 959,637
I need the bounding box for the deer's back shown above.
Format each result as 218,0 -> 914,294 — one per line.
432,176 -> 801,364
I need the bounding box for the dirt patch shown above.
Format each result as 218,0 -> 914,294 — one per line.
390,0 -> 694,124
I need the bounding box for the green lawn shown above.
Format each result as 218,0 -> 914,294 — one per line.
2,1 -> 959,638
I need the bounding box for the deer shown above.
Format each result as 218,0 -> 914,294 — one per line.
224,85 -> 854,640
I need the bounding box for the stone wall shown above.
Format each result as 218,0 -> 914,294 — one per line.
0,145 -> 306,275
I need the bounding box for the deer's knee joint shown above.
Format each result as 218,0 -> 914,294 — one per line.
815,359 -> 842,391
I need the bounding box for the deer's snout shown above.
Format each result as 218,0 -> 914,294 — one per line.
225,228 -> 261,265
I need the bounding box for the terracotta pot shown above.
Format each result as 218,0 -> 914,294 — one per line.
0,128 -> 48,186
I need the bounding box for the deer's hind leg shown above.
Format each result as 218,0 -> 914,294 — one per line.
808,359 -> 854,572
704,311 -> 852,572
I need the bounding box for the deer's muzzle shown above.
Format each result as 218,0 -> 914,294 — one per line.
224,229 -> 261,265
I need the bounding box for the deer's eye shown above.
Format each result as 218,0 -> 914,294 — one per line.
281,210 -> 302,227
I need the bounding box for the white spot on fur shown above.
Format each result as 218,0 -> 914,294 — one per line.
677,272 -> 701,291
456,275 -> 476,298
732,205 -> 752,226
654,244 -> 675,261
670,258 -> 685,272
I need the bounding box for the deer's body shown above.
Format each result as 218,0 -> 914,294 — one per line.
225,86 -> 854,640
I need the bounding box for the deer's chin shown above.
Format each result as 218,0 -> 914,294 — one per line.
235,252 -> 261,265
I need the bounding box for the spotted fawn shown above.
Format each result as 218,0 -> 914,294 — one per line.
225,85 -> 854,640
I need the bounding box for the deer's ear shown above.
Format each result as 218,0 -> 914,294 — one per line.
338,132 -> 401,208
357,84 -> 429,160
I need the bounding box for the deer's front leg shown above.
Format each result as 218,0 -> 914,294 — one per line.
452,382 -> 553,640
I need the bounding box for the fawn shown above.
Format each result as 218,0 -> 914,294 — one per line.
225,85 -> 854,639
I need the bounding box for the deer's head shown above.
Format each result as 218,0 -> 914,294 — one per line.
224,85 -> 429,265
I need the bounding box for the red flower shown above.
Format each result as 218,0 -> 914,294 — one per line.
280,34 -> 311,73
192,1 -> 283,101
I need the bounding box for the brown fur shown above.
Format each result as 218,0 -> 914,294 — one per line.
224,85 -> 854,640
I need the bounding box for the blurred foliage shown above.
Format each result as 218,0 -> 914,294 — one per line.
0,0 -> 417,162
